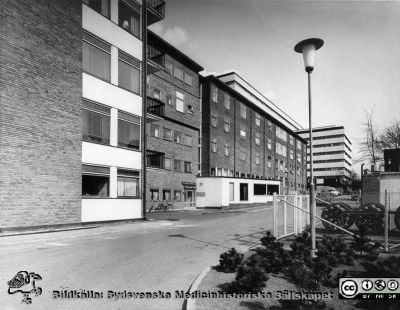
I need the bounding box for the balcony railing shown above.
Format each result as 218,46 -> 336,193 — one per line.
146,150 -> 165,169
147,97 -> 165,117
147,0 -> 165,18
147,44 -> 165,69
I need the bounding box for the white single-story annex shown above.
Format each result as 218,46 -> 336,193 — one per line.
196,177 -> 281,208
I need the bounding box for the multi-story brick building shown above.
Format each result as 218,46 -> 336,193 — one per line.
145,31 -> 203,209
0,0 -> 165,229
296,125 -> 353,189
199,73 -> 307,205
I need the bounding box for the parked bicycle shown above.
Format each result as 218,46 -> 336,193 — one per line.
148,202 -> 173,212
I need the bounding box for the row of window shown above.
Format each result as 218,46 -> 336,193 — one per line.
83,100 -> 140,150
84,0 -> 141,39
83,31 -> 141,94
152,88 -> 194,114
82,164 -> 140,198
165,61 -> 193,87
149,124 -> 193,146
149,189 -> 195,201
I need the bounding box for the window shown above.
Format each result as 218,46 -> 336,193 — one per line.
187,104 -> 194,114
289,149 -> 294,160
297,153 -> 302,163
174,159 -> 183,172
118,111 -> 140,150
254,184 -> 266,196
255,113 -> 261,126
297,140 -> 302,150
153,89 -> 161,100
83,31 -> 111,81
211,168 -> 216,176
255,152 -> 260,165
275,159 -> 278,170
224,92 -> 230,109
255,132 -> 261,145
211,111 -> 218,127
276,126 -> 287,141
164,157 -> 172,170
224,117 -> 230,132
163,128 -> 172,140
211,85 -> 218,103
239,147 -> 246,161
162,189 -> 171,200
280,160 -> 284,171
150,123 -> 160,138
267,156 -> 272,168
216,168 -> 222,176
117,169 -> 139,197
82,100 -> 110,145
173,67 -> 183,80
211,138 -> 217,153
174,190 -> 182,201
184,161 -> 192,173
184,73 -> 193,86
82,165 -> 109,197
165,61 -> 173,74
290,135 -> 294,145
83,0 -> 110,18
267,138 -> 272,150
165,94 -> 173,106
184,135 -> 192,147
118,50 -> 141,94
118,0 -> 140,38
240,125 -> 247,139
240,103 -> 247,119
224,142 -> 230,156
150,189 -> 159,200
267,120 -> 272,134
176,91 -> 184,112
174,132 -> 182,144
276,142 -> 287,157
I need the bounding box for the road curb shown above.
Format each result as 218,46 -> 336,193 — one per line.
184,265 -> 213,310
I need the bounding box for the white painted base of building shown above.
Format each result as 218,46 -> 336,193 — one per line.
196,177 -> 281,208
81,199 -> 142,222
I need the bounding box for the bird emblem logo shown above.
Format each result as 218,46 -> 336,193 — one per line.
7,271 -> 42,304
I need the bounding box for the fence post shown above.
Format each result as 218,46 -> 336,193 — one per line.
283,195 -> 287,235
273,193 -> 277,237
294,193 -> 298,234
384,190 -> 389,252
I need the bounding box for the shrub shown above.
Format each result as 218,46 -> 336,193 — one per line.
363,255 -> 400,278
287,260 -> 320,291
217,248 -> 244,273
226,254 -> 269,294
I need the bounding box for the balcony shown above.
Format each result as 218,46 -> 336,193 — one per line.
147,44 -> 165,74
146,0 -> 165,25
147,97 -> 165,121
146,150 -> 165,169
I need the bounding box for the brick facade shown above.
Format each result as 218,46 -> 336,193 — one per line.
146,33 -> 202,208
201,76 -> 307,194
0,0 -> 82,228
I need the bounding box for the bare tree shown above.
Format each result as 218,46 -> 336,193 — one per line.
360,108 -> 381,164
377,120 -> 400,150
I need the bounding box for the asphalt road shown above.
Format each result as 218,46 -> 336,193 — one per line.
0,207 -> 273,310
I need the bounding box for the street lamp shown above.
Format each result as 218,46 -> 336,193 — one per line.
294,38 -> 324,258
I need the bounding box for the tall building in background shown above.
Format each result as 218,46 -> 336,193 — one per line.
296,125 -> 353,189
0,0 -> 165,229
145,31 -> 203,209
197,73 -> 307,208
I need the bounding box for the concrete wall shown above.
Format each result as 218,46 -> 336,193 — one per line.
0,0 -> 82,228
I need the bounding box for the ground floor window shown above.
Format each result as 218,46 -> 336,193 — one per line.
174,190 -> 182,201
150,189 -> 159,200
254,184 -> 266,195
163,189 -> 171,200
117,169 -> 140,197
82,165 -> 110,197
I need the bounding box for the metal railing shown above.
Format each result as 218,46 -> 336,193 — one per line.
147,97 -> 165,117
147,44 -> 165,68
146,0 -> 165,17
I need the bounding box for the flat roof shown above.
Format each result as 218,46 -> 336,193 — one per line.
147,30 -> 204,72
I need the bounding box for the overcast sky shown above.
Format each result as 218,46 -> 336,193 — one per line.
149,0 -> 400,174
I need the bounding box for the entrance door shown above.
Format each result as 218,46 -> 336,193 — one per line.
184,190 -> 195,207
229,182 -> 234,201
239,183 -> 248,201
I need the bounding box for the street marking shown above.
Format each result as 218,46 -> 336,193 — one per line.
47,242 -> 69,247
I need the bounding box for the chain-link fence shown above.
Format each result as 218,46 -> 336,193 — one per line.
316,191 -> 400,251
273,194 -> 310,240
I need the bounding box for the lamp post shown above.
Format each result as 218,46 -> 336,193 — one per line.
294,38 -> 324,258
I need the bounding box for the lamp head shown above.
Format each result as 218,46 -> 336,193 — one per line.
294,38 -> 324,72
